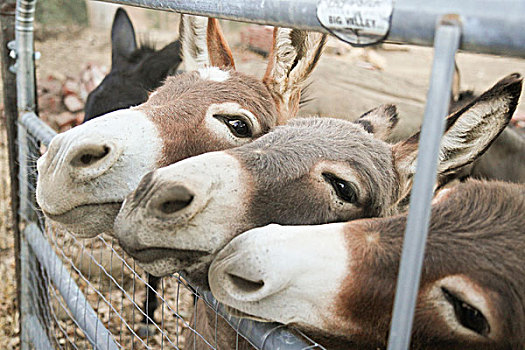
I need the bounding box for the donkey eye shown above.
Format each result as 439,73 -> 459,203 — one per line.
227,119 -> 251,137
442,287 -> 490,336
322,173 -> 358,204
214,114 -> 253,138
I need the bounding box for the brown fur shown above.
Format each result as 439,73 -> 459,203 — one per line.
334,180 -> 525,349
137,70 -> 278,167
231,117 -> 400,227
183,300 -> 253,350
206,18 -> 236,69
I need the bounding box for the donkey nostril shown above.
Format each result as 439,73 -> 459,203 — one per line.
74,146 -> 111,167
80,154 -> 94,165
160,197 -> 194,214
227,273 -> 264,294
154,185 -> 195,215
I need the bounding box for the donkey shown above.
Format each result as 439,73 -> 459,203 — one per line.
36,18 -> 326,238
84,8 -> 182,121
81,8 -> 187,335
470,125 -> 525,182
114,73 -> 522,284
209,179 -> 525,349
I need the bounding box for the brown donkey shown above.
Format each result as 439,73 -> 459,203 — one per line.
209,180 -> 525,349
36,17 -> 326,238
115,73 -> 522,283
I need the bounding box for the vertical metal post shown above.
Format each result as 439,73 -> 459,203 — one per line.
0,0 -> 21,340
14,1 -> 50,348
15,0 -> 37,221
387,16 -> 461,350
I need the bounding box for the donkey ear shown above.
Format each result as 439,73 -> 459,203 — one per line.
263,28 -> 327,123
394,73 -> 523,181
355,104 -> 398,141
206,18 -> 235,69
451,61 -> 461,103
111,8 -> 137,66
179,14 -> 209,71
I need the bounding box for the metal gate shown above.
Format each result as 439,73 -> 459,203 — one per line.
3,0 -> 524,349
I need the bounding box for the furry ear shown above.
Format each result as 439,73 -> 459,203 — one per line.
355,104 -> 398,141
179,14 -> 209,71
394,73 -> 523,188
263,28 -> 327,124
207,18 -> 235,69
111,8 -> 137,66
451,61 -> 461,104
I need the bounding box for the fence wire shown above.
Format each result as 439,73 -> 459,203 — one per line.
13,115 -> 326,349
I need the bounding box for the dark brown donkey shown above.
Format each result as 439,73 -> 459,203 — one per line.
83,8 -> 182,122
209,180 -> 525,349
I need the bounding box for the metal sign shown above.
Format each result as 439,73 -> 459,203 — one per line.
317,0 -> 393,46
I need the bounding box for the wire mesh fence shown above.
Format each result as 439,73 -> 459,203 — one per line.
13,108 -> 327,350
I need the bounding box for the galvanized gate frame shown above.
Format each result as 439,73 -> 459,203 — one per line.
6,0 -> 525,349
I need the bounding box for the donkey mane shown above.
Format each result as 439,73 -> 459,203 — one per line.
122,41 -> 157,65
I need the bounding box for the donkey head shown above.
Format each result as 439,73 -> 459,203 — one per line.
36,15 -> 326,238
84,8 -> 183,121
114,73 -> 522,282
209,180 -> 525,349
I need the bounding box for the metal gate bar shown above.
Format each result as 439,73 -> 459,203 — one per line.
94,0 -> 525,58
20,112 -> 55,145
387,17 -> 461,349
24,315 -> 54,350
200,292 -> 323,350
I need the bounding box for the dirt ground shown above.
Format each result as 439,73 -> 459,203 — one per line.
0,6 -> 524,349
0,120 -> 19,349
